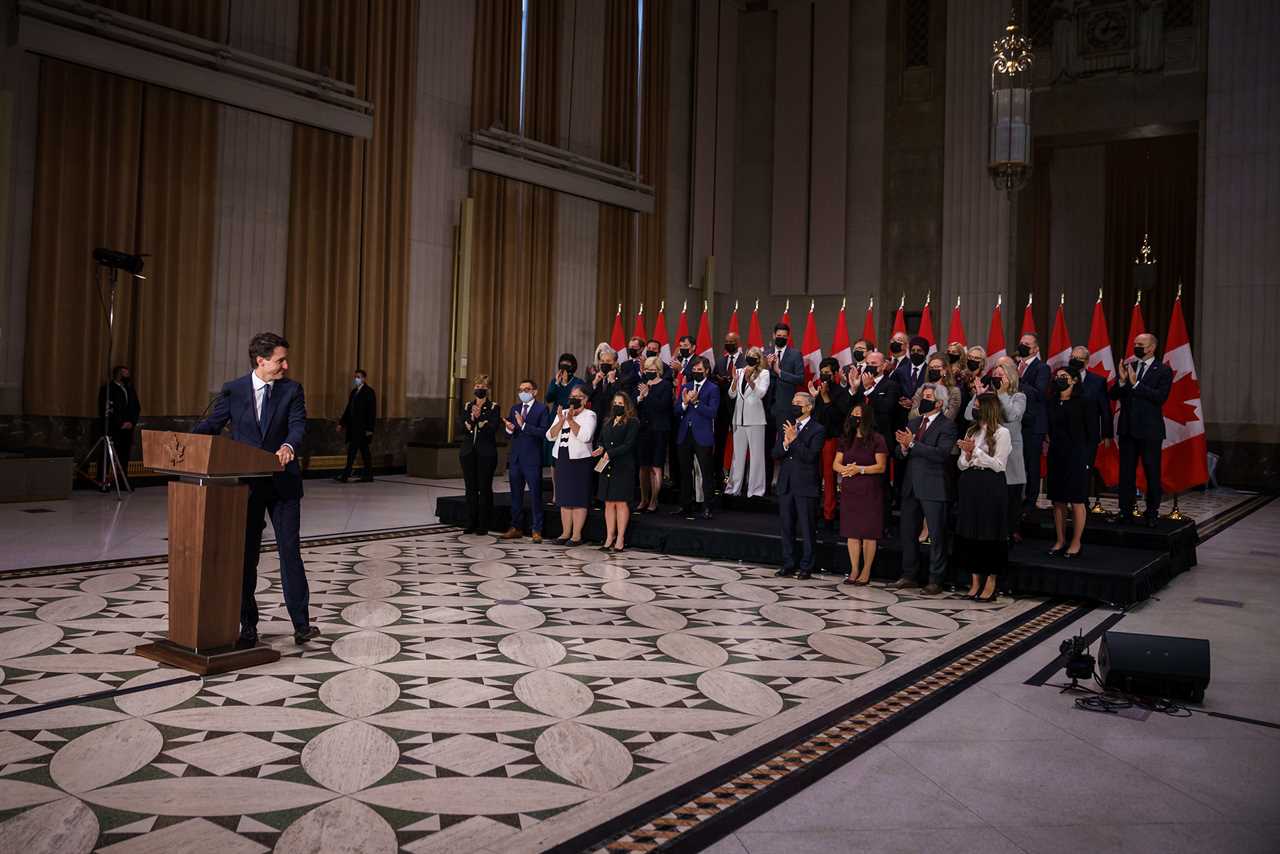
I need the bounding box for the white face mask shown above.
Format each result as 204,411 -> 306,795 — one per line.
353,377 -> 364,388
518,391 -> 534,404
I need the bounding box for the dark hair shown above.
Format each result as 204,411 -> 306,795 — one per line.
678,335 -> 695,347
354,369 -> 367,378
557,353 -> 578,372
773,323 -> 791,335
248,332 -> 288,367
110,365 -> 128,380
843,402 -> 877,446
611,391 -> 638,422
646,338 -> 661,348
819,356 -> 840,373
691,355 -> 711,372
968,393 -> 1003,451
519,377 -> 538,389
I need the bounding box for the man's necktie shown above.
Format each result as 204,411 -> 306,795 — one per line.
912,366 -> 919,386
916,417 -> 929,442
259,383 -> 271,430
1136,362 -> 1147,383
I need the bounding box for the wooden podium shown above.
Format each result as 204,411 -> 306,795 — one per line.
135,430 -> 284,675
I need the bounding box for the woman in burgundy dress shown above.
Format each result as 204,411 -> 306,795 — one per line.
834,403 -> 888,585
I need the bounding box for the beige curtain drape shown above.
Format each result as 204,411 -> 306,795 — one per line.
467,0 -> 560,400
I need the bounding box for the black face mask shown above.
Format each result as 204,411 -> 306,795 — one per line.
1133,345 -> 1146,359
642,371 -> 657,381
678,348 -> 690,358
745,356 -> 759,367
852,349 -> 865,362
1053,376 -> 1070,392
569,399 -> 584,409
1016,344 -> 1031,358
774,336 -> 788,348
986,375 -> 1003,390
820,372 -> 833,383
1068,357 -> 1086,373
909,352 -> 926,366
967,359 -> 982,372
918,399 -> 937,414
927,368 -> 943,382
848,414 -> 861,428
790,405 -> 804,419
890,341 -> 904,354
560,363 -> 574,372
600,363 -> 615,373
691,372 -> 705,381
612,404 -> 626,416
724,342 -> 738,353
646,350 -> 659,359
474,388 -> 488,398
947,352 -> 961,364
627,347 -> 640,358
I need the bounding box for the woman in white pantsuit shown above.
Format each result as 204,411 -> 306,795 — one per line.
727,347 -> 771,497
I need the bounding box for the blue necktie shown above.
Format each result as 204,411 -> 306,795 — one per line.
259,383 -> 271,431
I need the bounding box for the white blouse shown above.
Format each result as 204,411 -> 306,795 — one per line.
545,408 -> 596,459
957,424 -> 1012,472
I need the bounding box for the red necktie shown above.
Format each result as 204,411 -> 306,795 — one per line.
916,416 -> 930,442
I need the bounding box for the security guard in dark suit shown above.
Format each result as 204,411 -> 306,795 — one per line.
336,369 -> 377,482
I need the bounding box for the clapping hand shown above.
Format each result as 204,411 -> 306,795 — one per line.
956,437 -> 976,455
898,396 -> 912,409
782,420 -> 798,446
515,410 -> 526,429
503,418 -> 516,432
767,353 -> 779,372
807,378 -> 821,396
683,387 -> 697,405
637,383 -> 649,401
895,428 -> 913,450
591,446 -> 604,457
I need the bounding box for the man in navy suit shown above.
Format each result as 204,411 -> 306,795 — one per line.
1109,332 -> 1173,526
1070,345 -> 1113,467
764,323 -> 805,490
1016,332 -> 1051,512
892,335 -> 930,399
672,356 -> 720,519
499,378 -> 552,542
773,391 -> 825,580
893,384 -> 958,595
194,332 -> 318,646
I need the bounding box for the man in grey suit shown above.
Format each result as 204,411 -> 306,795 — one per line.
764,322 -> 806,491
893,384 -> 958,595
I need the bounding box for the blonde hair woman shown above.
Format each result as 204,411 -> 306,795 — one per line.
634,355 -> 673,512
726,346 -> 770,497
964,355 -> 1026,545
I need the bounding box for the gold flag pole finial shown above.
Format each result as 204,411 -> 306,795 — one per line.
617,303 -> 622,314
753,299 -> 759,311
925,290 -> 931,306
659,299 -> 665,312
1060,292 -> 1065,306
785,298 -> 790,313
638,302 -> 644,315
703,300 -> 708,312
733,300 -> 739,312
898,294 -> 905,310
681,299 -> 687,312
1135,290 -> 1142,306
996,293 -> 1002,307
1027,292 -> 1033,307
809,299 -> 815,313
868,296 -> 874,310
955,295 -> 961,309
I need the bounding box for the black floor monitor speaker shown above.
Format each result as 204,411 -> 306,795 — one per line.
1098,631 -> 1210,702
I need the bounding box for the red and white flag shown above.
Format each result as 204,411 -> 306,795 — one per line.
1088,292 -> 1121,486
1124,291 -> 1147,353
892,295 -> 907,338
695,301 -> 714,363
1158,293 -> 1209,494
918,293 -> 937,355
986,295 -> 1007,370
801,301 -> 823,382
1047,296 -> 1072,370
726,301 -> 740,340
781,299 -> 792,328
609,304 -> 626,353
831,299 -> 852,368
653,301 -> 671,364
862,297 -> 877,349
948,296 -> 967,348
632,303 -> 647,343
747,299 -> 764,349
672,301 -> 690,365
1020,293 -> 1036,338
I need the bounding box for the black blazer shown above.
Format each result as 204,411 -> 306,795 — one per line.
772,418 -> 826,498
1079,371 -> 1113,442
1020,357 -> 1052,435
459,398 -> 502,457
340,385 -> 377,434
1109,360 -> 1172,441
1048,393 -> 1100,451
97,381 -> 141,431
812,380 -> 852,438
635,376 -> 673,433
852,374 -> 907,448
598,417 -> 640,482
764,346 -> 806,420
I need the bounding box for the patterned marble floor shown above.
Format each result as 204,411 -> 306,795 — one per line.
2,528 -> 1047,852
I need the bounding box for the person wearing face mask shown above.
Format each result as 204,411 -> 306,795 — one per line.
587,343 -> 621,422
617,336 -> 646,395
500,379 -> 552,543
808,356 -> 852,529
1046,367 -> 1099,556
955,392 -> 1013,600
669,335 -> 698,490
850,350 -> 906,531
634,355 -> 673,512
545,387 -> 596,545
713,331 -> 747,490
458,374 -> 502,534
834,403 -> 888,585
893,384 -> 958,595
335,369 -> 377,483
546,352 -> 587,497
956,345 -> 988,428
965,356 -> 1027,543
1109,332 -> 1172,526
1015,332 -> 1051,514
765,323 -> 805,491
593,392 -> 640,552
887,331 -> 910,369
1070,345 -> 1113,470
97,365 -> 141,489
945,341 -> 965,369
845,339 -> 871,384
727,346 -> 770,497
774,392 -> 825,579
674,335 -> 697,382
909,354 -> 959,421
672,356 -> 720,519
892,335 -> 931,400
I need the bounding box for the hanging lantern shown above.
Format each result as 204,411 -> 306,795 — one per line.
990,9 -> 1034,193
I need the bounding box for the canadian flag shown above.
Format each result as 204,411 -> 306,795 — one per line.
831,299 -> 852,368
1089,293 -> 1121,487
632,303 -> 647,343
986,296 -> 1007,370
695,301 -> 715,363
862,297 -> 877,349
609,304 -> 626,353
1047,296 -> 1072,370
673,301 -> 690,365
892,295 -> 907,338
747,300 -> 764,349
948,297 -> 967,348
1158,294 -> 1209,494
801,301 -> 823,382
1021,293 -> 1036,337
918,293 -> 937,355
726,301 -> 740,340
653,301 -> 671,364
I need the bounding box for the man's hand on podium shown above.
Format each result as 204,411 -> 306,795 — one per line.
276,445 -> 295,466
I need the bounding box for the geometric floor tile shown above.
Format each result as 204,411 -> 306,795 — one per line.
166,733 -> 296,776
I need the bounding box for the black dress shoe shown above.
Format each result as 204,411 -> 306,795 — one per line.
701,507 -> 713,520
1062,547 -> 1083,559
776,567 -> 796,577
796,570 -> 812,580
1047,546 -> 1065,557
294,625 -> 321,645
333,476 -> 349,483
236,627 -> 259,648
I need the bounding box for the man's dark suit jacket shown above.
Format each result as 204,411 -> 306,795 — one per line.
194,373 -> 306,499
1079,371 -> 1114,443
1109,360 -> 1172,441
764,346 -> 806,420
506,401 -> 552,469
894,413 -> 958,502
1019,356 -> 1052,435
340,384 -> 377,435
772,419 -> 826,498
98,381 -> 141,431
851,374 -> 907,449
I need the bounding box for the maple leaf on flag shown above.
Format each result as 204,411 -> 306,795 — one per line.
1162,373 -> 1200,426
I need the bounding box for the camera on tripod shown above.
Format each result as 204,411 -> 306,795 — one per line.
1060,634 -> 1095,681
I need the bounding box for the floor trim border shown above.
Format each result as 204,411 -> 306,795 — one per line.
561,600 -> 1091,854
1195,493 -> 1274,542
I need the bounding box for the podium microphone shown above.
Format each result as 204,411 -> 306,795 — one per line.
195,389 -> 230,423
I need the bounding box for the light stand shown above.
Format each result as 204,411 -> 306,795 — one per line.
77,263 -> 133,500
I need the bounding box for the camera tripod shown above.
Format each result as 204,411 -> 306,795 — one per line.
77,264 -> 133,500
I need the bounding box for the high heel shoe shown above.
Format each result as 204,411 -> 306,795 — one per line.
976,589 -> 999,602
1047,546 -> 1065,557
1062,547 -> 1083,559
855,573 -> 872,586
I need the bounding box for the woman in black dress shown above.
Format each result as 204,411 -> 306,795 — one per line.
833,404 -> 888,585
458,374 -> 502,534
544,387 -> 596,545
633,355 -> 672,513
594,392 -> 640,553
956,393 -> 1013,600
1046,367 -> 1099,558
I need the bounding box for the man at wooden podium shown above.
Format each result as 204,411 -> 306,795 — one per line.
194,331 -> 320,646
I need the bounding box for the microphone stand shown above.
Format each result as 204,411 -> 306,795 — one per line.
77,264 -> 132,500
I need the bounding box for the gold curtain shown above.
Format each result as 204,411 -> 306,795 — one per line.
595,0 -> 639,342
284,0 -> 418,420
467,0 -> 560,400
24,62 -> 142,417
